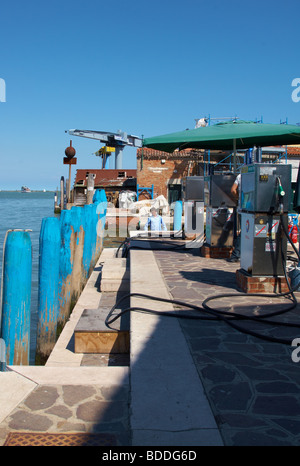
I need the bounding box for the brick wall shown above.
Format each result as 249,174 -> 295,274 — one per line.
136,148 -> 203,200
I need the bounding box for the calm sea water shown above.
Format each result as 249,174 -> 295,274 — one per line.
0,191 -> 57,363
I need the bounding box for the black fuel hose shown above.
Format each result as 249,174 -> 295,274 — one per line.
116,234 -> 204,258
107,214 -> 300,345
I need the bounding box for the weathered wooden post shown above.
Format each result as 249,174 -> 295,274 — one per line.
58,209 -> 74,330
91,203 -> 98,267
35,217 -> 61,365
64,141 -> 77,204
86,173 -> 95,204
95,189 -> 108,257
70,206 -> 85,302
1,230 -> 32,365
60,176 -> 65,211
82,204 -> 94,279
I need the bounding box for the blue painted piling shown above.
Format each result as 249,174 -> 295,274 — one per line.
93,189 -> 102,204
54,196 -> 107,335
82,204 -> 95,279
70,205 -> 85,299
95,190 -> 108,256
91,203 -> 98,265
36,217 -> 60,364
1,230 -> 32,365
58,209 -> 74,327
173,200 -> 183,232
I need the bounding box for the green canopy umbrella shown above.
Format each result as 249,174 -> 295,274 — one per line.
143,119 -> 300,176
143,120 -> 300,153
144,119 -> 300,214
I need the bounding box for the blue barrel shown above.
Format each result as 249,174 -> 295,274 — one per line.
173,201 -> 183,232
1,230 -> 32,365
36,217 -> 60,364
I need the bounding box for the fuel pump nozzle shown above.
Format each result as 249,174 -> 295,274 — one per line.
276,176 -> 285,214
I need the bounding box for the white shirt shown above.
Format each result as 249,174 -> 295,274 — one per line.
233,173 -> 241,211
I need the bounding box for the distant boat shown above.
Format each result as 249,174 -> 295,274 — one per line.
21,186 -> 31,193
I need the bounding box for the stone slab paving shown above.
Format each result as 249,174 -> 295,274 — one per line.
0,367 -> 130,446
153,248 -> 300,446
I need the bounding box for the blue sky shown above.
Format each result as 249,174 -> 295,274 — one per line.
0,0 -> 300,189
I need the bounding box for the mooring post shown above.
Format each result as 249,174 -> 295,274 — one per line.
60,176 -> 65,210
86,173 -> 95,205
58,209 -> 74,329
36,217 -> 61,365
93,189 -> 101,204
173,200 -> 183,234
91,203 -> 98,267
95,189 -> 108,257
70,206 -> 85,302
82,204 -> 94,279
1,230 -> 32,365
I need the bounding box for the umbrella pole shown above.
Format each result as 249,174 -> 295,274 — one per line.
233,139 -> 237,175
233,138 -> 238,245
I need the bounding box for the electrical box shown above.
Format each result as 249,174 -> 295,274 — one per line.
182,176 -> 204,201
204,174 -> 237,207
240,212 -> 288,276
241,163 -> 291,213
205,206 -> 234,247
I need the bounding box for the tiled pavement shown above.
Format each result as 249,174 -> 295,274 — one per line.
153,247 -> 300,446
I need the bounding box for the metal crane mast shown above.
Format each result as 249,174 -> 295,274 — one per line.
66,129 -> 142,169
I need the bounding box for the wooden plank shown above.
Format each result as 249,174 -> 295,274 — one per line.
75,308 -> 129,332
75,331 -> 129,354
74,308 -> 129,354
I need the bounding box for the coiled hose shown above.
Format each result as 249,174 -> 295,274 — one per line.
107,215 -> 300,345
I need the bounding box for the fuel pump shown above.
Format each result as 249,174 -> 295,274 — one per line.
204,173 -> 236,247
240,163 -> 291,276
181,176 -> 205,239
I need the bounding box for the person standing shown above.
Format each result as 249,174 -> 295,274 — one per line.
144,207 -> 167,231
227,173 -> 241,262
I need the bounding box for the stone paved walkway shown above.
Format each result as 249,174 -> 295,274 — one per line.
2,243 -> 300,446
0,285 -> 131,446
153,247 -> 300,446
0,381 -> 130,446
